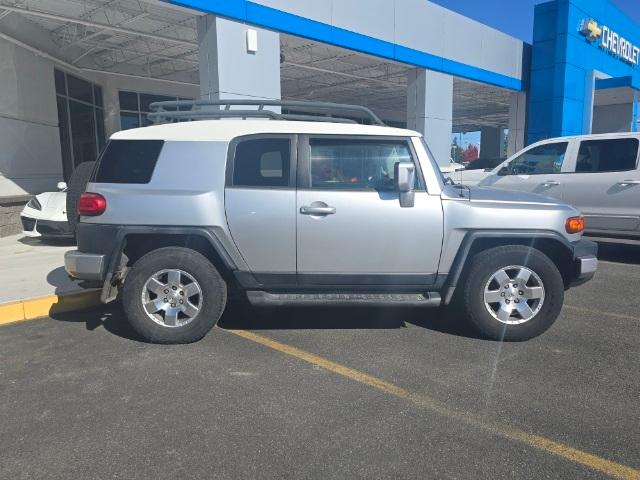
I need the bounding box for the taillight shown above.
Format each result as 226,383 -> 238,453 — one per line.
79,193 -> 106,216
565,216 -> 585,234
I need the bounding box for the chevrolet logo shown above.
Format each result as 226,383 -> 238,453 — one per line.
580,19 -> 602,41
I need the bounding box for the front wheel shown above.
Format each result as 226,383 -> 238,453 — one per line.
122,247 -> 227,344
459,245 -> 564,341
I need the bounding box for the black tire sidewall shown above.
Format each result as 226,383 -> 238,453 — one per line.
122,247 -> 227,344
462,246 -> 564,341
66,161 -> 96,237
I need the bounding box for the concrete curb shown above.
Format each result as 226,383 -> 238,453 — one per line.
0,290 -> 102,326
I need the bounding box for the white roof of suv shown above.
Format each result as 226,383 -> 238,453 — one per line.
111,120 -> 421,143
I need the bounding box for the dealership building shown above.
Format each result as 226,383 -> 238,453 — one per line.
0,0 -> 639,234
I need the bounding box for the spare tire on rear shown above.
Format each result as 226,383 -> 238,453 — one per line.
66,161 -> 96,238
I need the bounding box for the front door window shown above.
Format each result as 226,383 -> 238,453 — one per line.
507,142 -> 568,175
308,138 -> 420,191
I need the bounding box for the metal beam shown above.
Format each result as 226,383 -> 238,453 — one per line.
51,0 -> 121,36
0,4 -> 196,47
0,29 -> 82,72
80,41 -> 198,64
82,67 -> 198,85
140,0 -> 205,16
72,46 -> 98,64
282,62 -> 406,88
0,29 -> 198,85
62,11 -> 150,50
97,40 -> 187,69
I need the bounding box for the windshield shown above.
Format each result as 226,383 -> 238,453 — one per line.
420,136 -> 447,186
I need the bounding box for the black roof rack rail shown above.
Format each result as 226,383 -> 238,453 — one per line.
147,99 -> 385,126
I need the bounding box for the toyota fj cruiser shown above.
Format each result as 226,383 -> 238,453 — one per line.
64,100 -> 598,344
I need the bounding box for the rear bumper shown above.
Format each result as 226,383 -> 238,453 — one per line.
65,250 -> 105,281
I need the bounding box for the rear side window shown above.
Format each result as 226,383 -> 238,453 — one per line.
575,138 -> 639,173
231,138 -> 290,187
95,140 -> 164,184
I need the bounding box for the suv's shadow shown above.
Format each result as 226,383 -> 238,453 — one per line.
219,302 -> 481,338
50,301 -> 481,342
18,236 -> 75,247
50,303 -> 144,341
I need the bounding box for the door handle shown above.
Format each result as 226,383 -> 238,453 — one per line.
616,180 -> 640,187
300,206 -> 336,215
541,180 -> 560,186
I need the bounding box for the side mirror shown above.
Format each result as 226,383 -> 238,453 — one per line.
394,162 -> 415,208
497,166 -> 509,177
57,181 -> 67,190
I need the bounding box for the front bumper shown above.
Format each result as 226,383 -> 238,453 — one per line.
577,255 -> 598,276
21,216 -> 72,238
65,250 -> 106,281
570,239 -> 598,286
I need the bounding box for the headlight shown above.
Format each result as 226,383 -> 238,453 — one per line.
27,197 -> 42,210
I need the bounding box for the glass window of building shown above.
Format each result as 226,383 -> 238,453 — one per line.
54,69 -> 106,181
119,91 -> 193,130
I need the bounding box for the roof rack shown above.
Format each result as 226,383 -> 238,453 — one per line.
147,99 -> 385,126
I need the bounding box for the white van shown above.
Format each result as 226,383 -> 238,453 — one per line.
479,132 -> 640,238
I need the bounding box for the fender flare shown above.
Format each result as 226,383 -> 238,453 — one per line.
88,225 -> 240,302
441,230 -> 577,305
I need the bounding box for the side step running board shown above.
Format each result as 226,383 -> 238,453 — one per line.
246,291 -> 442,308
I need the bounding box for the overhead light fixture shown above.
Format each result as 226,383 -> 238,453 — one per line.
246,28 -> 258,53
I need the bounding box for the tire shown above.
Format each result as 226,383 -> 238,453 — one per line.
458,245 -> 564,341
122,247 -> 227,344
66,161 -> 96,237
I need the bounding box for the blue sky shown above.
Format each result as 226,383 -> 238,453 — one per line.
440,0 -> 640,156
432,0 -> 640,155
429,0 -> 640,43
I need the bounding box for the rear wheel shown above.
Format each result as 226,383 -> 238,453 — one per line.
122,247 -> 227,344
459,245 -> 564,341
66,161 -> 96,238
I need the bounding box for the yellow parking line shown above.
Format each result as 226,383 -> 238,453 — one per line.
227,329 -> 640,480
565,305 -> 639,322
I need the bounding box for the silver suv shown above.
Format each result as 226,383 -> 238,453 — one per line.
480,133 -> 640,238
64,101 -> 597,344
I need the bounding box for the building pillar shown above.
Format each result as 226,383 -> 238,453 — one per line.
480,127 -> 505,158
197,15 -> 280,102
582,71 -> 597,135
507,91 -> 526,156
101,76 -> 121,138
406,68 -> 453,166
632,92 -> 639,133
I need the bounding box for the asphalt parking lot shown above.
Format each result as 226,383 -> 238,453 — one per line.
1,240 -> 638,479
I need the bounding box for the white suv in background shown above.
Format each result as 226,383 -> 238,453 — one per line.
480,133 -> 640,239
